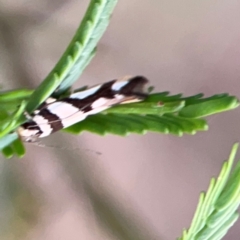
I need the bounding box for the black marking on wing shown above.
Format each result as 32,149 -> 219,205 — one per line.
118,76 -> 148,98
61,98 -> 93,112
21,121 -> 43,135
35,98 -> 57,112
61,80 -> 115,111
19,76 -> 149,139
61,76 -> 148,112
40,108 -> 64,133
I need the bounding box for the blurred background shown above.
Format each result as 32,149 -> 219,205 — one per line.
0,0 -> 240,239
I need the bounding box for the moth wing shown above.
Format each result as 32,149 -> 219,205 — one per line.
18,76 -> 148,141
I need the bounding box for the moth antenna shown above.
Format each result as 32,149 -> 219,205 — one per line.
31,140 -> 102,156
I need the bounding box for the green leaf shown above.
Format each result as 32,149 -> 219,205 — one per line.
2,145 -> 14,159
0,100 -> 27,138
0,0 -> 118,158
11,139 -> 26,158
0,133 -> 18,151
0,89 -> 32,103
104,101 -> 185,115
179,96 -> 239,118
64,113 -> 208,136
0,0 -> 239,160
63,91 -> 238,137
0,90 -> 238,159
178,143 -> 240,240
25,0 -> 118,113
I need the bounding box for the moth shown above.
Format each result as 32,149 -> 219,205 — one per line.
17,76 -> 149,142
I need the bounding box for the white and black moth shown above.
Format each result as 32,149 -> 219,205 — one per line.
17,76 -> 148,142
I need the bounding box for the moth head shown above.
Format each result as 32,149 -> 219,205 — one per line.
17,126 -> 40,142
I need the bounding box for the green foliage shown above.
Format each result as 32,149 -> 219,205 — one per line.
0,0 -> 238,186
64,92 -> 238,136
178,143 -> 240,240
0,0 -> 118,158
26,0 -> 118,114
0,87 -> 238,159
0,1 -> 240,239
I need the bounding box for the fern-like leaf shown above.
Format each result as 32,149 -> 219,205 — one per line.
64,113 -> 207,136
26,0 -> 118,114
0,90 -> 238,158
0,0 -> 118,157
178,143 -> 240,240
63,92 -> 239,137
0,0 -> 239,159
